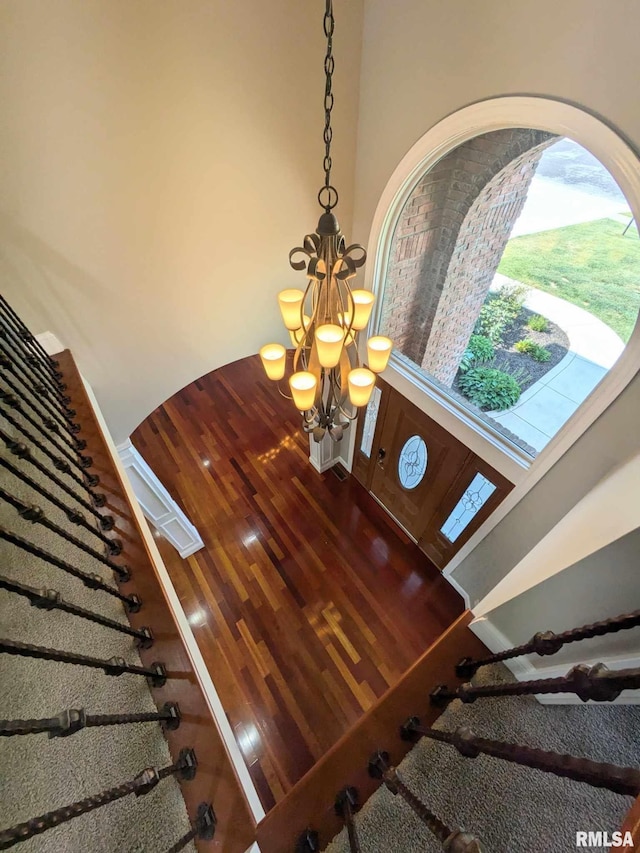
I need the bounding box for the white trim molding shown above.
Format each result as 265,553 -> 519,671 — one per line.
308,433 -> 338,474
470,616 -> 640,705
117,438 -> 204,558
359,96 -> 640,590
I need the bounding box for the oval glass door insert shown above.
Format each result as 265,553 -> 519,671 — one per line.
398,435 -> 428,490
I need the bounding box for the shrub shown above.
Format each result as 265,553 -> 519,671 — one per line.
458,366 -> 522,411
515,338 -> 551,362
474,284 -> 528,344
527,313 -> 548,332
468,334 -> 495,362
459,334 -> 495,372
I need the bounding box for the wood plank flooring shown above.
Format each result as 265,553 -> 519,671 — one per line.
132,355 -> 464,810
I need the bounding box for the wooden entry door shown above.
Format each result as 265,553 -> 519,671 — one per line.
368,392 -> 469,540
352,380 -> 513,568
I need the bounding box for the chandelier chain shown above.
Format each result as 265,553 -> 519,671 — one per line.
320,0 -> 338,212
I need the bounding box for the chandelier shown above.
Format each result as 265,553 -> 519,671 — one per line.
259,0 -> 392,443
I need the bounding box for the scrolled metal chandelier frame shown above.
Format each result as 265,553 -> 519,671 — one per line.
260,0 -> 392,442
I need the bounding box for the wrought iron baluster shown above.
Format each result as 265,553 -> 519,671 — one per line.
0,527 -> 140,610
1,702 -> 180,737
0,323 -> 71,405
295,829 -> 320,852
368,751 -> 483,851
0,296 -> 60,373
0,428 -> 113,526
0,638 -> 167,686
0,370 -> 85,456
0,748 -> 196,850
0,347 -> 80,438
431,663 -> 640,706
0,456 -> 121,552
0,391 -> 94,475
0,574 -> 151,646
335,787 -> 361,853
165,803 -> 217,852
0,403 -> 104,497
456,611 -> 640,678
0,490 -> 130,581
401,718 -> 640,797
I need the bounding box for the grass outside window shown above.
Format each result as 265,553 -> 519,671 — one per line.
498,217 -> 640,341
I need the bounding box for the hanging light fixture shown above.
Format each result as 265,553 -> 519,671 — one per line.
260,0 -> 392,443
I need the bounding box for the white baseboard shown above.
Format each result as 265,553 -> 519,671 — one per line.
469,616 -> 640,705
117,439 -> 204,558
442,568 -> 472,609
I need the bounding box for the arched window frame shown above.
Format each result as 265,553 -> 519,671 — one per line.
358,97 -> 640,591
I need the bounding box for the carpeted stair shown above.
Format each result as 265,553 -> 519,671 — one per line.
325,664 -> 640,853
0,394 -> 194,851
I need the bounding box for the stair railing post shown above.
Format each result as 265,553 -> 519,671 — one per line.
401,718 -> 640,797
335,787 -> 361,853
0,749 -> 197,850
368,751 -> 484,852
431,663 -> 640,706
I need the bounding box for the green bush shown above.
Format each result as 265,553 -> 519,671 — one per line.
527,314 -> 548,332
474,284 -> 528,344
515,338 -> 551,362
458,366 -> 522,411
459,334 -> 495,372
468,334 -> 495,361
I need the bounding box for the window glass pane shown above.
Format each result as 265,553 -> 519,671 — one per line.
378,130 -> 638,460
360,385 -> 382,458
398,435 -> 428,489
440,473 -> 497,542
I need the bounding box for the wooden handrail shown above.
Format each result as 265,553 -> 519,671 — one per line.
57,350 -> 255,853
256,611 -> 488,852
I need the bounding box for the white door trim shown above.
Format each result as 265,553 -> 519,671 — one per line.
358,96 -> 640,583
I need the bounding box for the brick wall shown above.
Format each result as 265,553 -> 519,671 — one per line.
379,129 -> 557,378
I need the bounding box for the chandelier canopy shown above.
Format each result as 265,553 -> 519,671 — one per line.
259,0 -> 392,442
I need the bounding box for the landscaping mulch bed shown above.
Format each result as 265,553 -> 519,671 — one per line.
452,306 -> 570,397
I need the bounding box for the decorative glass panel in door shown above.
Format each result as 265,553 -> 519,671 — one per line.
368,387 -> 470,540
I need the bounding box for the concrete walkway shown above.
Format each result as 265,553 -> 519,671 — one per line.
488,275 -> 625,452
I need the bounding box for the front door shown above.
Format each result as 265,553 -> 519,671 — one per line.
352,379 -> 513,568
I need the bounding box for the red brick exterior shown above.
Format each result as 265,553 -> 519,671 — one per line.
379,129 -> 557,383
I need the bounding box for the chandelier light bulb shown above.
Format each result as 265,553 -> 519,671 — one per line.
259,344 -> 287,380
278,289 -> 306,330
315,324 -> 345,367
350,290 -> 376,330
289,371 -> 318,411
347,368 -> 376,407
366,336 -> 393,373
289,314 -> 311,347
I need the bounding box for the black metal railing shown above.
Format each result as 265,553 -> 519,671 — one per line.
456,610 -> 640,678
0,296 -> 218,850
294,604 -> 640,849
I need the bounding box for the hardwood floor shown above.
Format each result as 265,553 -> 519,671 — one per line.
132,355 -> 464,810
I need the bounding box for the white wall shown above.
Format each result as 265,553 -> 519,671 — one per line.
0,0 -> 363,444
485,527 -> 640,671
353,0 -> 640,607
473,450 -> 640,617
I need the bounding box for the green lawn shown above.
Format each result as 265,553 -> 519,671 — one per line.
498,217 -> 640,341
